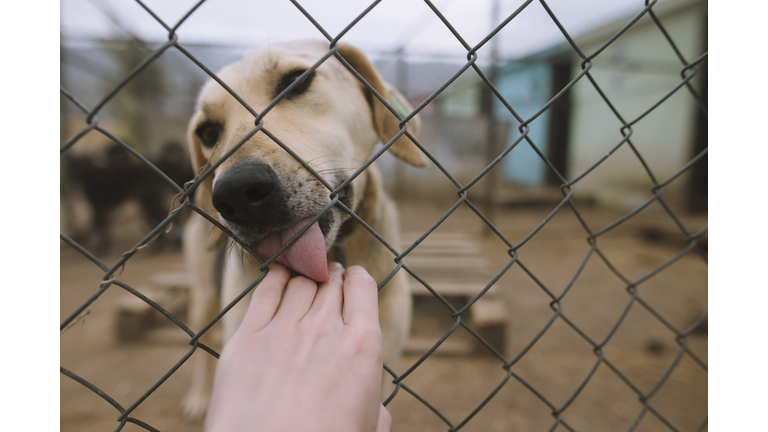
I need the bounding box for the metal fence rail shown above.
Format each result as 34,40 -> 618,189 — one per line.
60,1 -> 708,431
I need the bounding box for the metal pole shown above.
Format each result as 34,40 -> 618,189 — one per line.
394,46 -> 409,196
483,0 -> 500,235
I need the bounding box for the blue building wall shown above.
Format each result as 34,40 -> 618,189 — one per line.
493,61 -> 553,187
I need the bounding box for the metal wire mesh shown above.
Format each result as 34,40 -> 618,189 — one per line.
60,1 -> 708,431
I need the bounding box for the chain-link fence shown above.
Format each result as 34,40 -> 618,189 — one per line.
60,0 -> 707,431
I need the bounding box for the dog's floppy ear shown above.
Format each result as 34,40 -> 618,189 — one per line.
337,43 -> 429,168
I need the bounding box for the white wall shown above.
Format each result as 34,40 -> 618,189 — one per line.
567,0 -> 706,208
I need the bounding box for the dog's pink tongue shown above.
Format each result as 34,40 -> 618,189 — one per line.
255,218 -> 329,282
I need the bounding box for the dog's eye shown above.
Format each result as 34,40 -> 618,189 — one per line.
276,69 -> 314,99
195,123 -> 220,148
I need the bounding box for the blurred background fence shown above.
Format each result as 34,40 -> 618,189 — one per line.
60,0 -> 707,431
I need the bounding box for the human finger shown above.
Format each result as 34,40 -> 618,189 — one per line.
303,262 -> 344,320
341,266 -> 379,326
376,404 -> 392,432
271,274 -> 318,323
239,263 -> 292,332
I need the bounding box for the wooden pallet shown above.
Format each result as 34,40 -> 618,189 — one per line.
115,265 -> 191,344
400,232 -> 508,356
116,232 -> 508,356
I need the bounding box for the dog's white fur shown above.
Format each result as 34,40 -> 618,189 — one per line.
181,40 -> 428,420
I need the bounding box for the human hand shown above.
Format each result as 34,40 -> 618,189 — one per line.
205,262 -> 391,432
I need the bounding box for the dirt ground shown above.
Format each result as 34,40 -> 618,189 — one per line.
60,196 -> 707,432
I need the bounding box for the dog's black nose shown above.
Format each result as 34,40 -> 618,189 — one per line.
212,160 -> 279,225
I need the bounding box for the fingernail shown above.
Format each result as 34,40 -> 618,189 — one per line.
345,266 -> 376,284
328,261 -> 344,273
345,265 -> 368,276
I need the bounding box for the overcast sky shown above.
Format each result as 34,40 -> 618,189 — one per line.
60,0 -> 666,61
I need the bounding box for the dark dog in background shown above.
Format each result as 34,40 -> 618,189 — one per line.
63,141 -> 194,253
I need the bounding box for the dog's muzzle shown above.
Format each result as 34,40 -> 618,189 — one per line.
210,159 -> 331,282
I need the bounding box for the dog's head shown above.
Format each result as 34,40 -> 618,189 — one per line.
188,40 -> 427,281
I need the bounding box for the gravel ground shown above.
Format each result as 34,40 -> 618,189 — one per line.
61,197 -> 707,431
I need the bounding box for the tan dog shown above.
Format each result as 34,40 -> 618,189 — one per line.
181,40 -> 428,420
